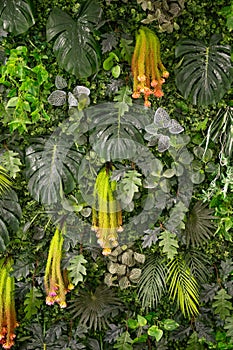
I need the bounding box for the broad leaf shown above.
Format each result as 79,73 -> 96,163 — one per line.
26,135 -> 81,205
0,189 -> 21,252
67,254 -> 87,285
46,1 -> 102,78
0,0 -> 35,35
175,37 -> 233,105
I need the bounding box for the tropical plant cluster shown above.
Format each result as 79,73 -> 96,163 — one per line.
0,0 -> 233,349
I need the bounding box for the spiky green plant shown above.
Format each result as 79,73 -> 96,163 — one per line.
137,255 -> 167,309
184,201 -> 216,247
68,285 -> 122,331
0,166 -> 12,196
167,255 -> 200,319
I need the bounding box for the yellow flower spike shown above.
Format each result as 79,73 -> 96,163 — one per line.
131,26 -> 169,106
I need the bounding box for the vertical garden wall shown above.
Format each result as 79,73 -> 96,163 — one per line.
0,0 -> 232,349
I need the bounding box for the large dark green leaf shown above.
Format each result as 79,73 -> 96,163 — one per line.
175,36 -> 233,105
86,103 -> 152,161
26,135 -> 81,205
0,189 -> 21,252
0,0 -> 35,35
46,0 -> 102,78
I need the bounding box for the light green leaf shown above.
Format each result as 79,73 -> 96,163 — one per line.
159,230 -> 179,260
24,287 -> 43,320
1,150 -> 22,178
147,326 -> 163,342
163,319 -> 179,331
212,288 -> 233,320
137,315 -> 147,327
67,254 -> 87,285
114,331 -> 133,350
118,170 -> 142,205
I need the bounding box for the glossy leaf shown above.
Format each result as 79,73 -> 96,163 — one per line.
175,37 -> 233,105
0,0 -> 35,35
46,1 -> 102,78
26,136 -> 81,205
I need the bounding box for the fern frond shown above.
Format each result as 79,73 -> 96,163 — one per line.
137,255 -> 167,309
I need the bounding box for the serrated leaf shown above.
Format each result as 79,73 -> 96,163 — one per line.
142,228 -> 160,248
114,331 -> 133,350
0,150 -> 22,178
114,86 -> 133,117
104,324 -> 124,344
117,170 -> 142,205
120,37 -> 133,64
67,254 -> 87,285
224,317 -> 233,342
159,230 -> 179,260
24,287 -> 43,320
212,288 -> 233,320
0,0 -> 35,35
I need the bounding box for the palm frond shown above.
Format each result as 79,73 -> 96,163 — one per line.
0,166 -> 12,196
167,255 -> 200,319
184,249 -> 210,284
184,201 -> 216,247
137,255 -> 167,309
68,285 -> 122,331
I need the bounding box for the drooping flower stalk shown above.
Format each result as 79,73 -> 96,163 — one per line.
44,227 -> 74,308
131,26 -> 169,107
92,166 -> 123,256
0,258 -> 18,350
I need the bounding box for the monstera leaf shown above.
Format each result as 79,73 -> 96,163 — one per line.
0,0 -> 35,35
0,189 -> 21,252
46,0 -> 102,78
86,102 -> 152,161
175,35 -> 233,105
26,135 -> 81,205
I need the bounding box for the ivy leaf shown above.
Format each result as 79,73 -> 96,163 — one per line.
212,288 -> 233,320
0,150 -> 22,178
148,326 -> 163,342
67,254 -> 87,285
159,230 -> 179,260
114,331 -> 133,350
0,0 -> 35,35
24,287 -> 43,320
117,170 -> 142,205
46,1 -> 102,78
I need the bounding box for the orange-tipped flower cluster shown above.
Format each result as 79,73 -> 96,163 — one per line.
44,227 -> 74,308
0,258 -> 18,349
131,26 -> 169,107
92,167 -> 123,256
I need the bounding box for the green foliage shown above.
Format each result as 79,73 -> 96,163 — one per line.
220,2 -> 233,32
24,287 -> 43,320
26,136 -> 81,204
0,150 -> 22,178
175,35 -> 233,105
137,255 -> 166,309
0,189 -> 21,251
68,285 -> 122,331
113,331 -> 133,350
0,45 -> 50,133
46,0 -> 102,78
117,170 -> 142,206
212,289 -> 233,320
0,0 -> 35,35
0,165 -> 12,194
67,254 -> 87,286
184,201 -> 216,247
167,255 -> 200,319
159,230 -> 179,260
224,317 -> 233,343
